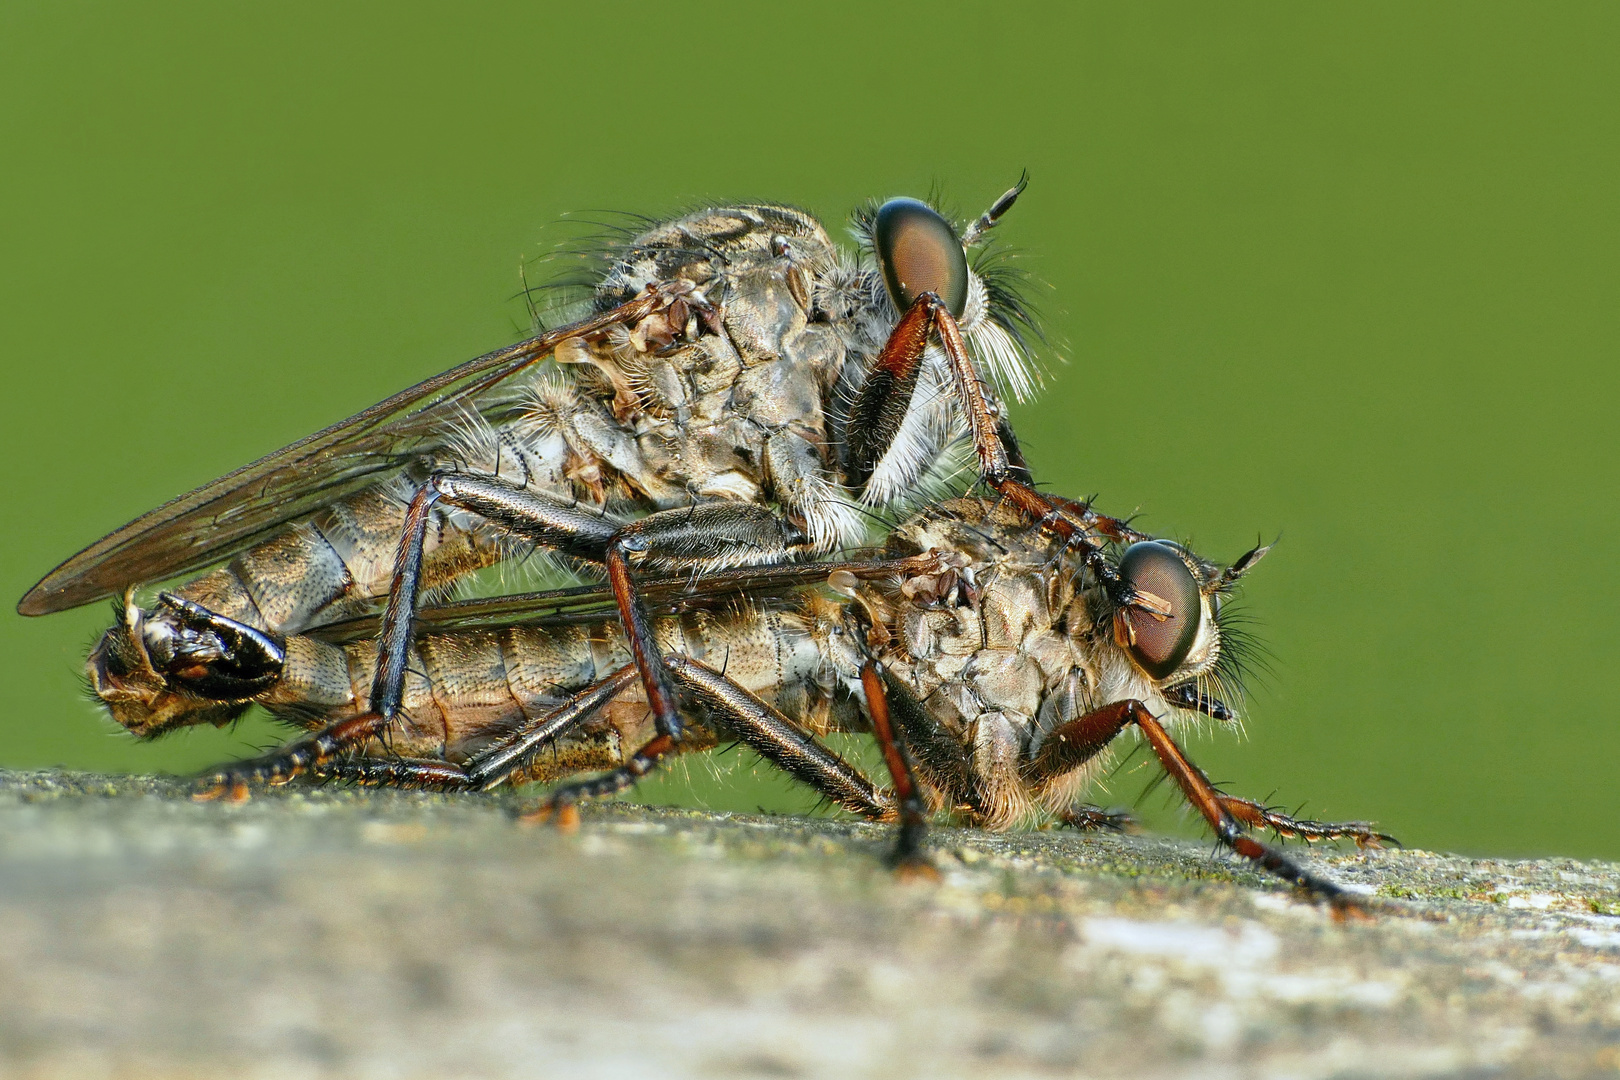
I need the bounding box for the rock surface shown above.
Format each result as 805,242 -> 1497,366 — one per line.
0,770 -> 1617,1079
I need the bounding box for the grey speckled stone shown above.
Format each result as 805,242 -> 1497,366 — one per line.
0,770 -> 1617,1079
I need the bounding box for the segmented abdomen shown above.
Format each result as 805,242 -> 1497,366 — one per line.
261,606 -> 825,777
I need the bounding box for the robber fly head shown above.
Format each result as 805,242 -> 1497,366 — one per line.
1110,537 -> 1271,723
852,175 -> 1042,403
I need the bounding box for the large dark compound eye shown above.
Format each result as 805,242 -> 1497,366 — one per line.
873,198 -> 969,319
1119,542 -> 1202,680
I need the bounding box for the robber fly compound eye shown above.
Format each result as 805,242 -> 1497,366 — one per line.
1118,541 -> 1202,680
872,198 -> 969,319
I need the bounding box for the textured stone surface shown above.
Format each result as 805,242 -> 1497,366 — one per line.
0,769 -> 1617,1079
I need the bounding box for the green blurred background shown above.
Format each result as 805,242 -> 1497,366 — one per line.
2,3 -> 1615,859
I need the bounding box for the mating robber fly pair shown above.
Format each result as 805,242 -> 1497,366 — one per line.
19,179 -> 1391,906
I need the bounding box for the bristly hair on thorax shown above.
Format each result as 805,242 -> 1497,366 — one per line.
518,191 -> 1052,401
514,209 -> 666,333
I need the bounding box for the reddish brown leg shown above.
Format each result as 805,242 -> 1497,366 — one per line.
521,734 -> 679,824
1130,707 -> 1363,908
845,299 -> 936,489
1218,796 -> 1398,850
1029,700 -> 1364,908
861,661 -> 936,878
850,292 -> 1155,609
1025,701 -> 1122,783
604,543 -> 680,747
931,299 -> 1166,607
194,711 -> 393,800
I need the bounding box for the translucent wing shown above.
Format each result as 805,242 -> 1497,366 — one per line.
306,553 -> 925,644
18,290 -> 677,616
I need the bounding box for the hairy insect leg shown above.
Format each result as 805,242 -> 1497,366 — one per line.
1058,806 -> 1136,832
859,662 -> 936,877
462,665 -> 642,788
1217,796 -> 1398,850
667,657 -> 890,819
367,476 -> 813,788
843,296 -> 938,490
311,757 -> 477,791
194,711 -> 393,799
1028,699 -> 1365,909
845,291 -> 1151,606
520,655 -> 892,827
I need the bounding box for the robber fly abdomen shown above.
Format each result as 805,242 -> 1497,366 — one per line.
260,601 -> 831,787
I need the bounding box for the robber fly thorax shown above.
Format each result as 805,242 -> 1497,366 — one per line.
30,182 -> 1085,740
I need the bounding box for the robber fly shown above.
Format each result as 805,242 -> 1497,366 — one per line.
127,497 -> 1389,905
20,179 -> 1154,793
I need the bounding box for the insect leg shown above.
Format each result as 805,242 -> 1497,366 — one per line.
858,661 -> 935,875
371,478 -> 621,722
1216,797 -> 1397,850
195,711 -> 394,800
668,656 -> 889,820
522,655 -> 891,825
1023,700 -> 1140,785
924,301 -> 1157,604
462,665 -> 642,789
870,665 -> 985,820
184,484 -> 620,797
846,293 -> 1151,603
1027,700 -> 1362,908
520,734 -> 675,824
1057,807 -> 1136,832
311,757 -> 477,791
370,477 -> 813,796
843,296 -> 934,490
205,660 -> 647,801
